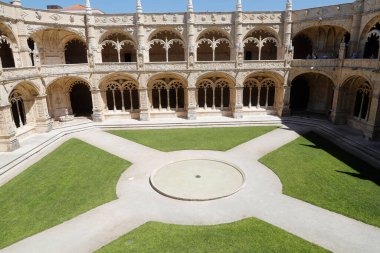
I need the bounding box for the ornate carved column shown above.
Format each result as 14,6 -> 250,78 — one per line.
186,5 -> 196,67
136,0 -> 146,70
85,1 -> 98,66
34,95 -> 52,132
91,89 -> 104,122
281,84 -> 291,116
235,0 -> 243,67
187,87 -> 197,120
187,74 -> 197,120
0,105 -> 20,152
233,86 -> 244,119
139,88 -> 150,121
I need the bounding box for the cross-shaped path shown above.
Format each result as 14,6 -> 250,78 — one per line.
2,126 -> 380,253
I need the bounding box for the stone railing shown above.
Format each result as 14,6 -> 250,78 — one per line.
291,59 -> 339,68
194,61 -> 236,71
94,62 -> 138,72
2,58 -> 379,83
144,62 -> 188,71
343,59 -> 379,70
41,64 -> 90,76
1,67 -> 38,81
243,60 -> 286,70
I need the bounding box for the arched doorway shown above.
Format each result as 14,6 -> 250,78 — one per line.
70,82 -> 93,116
290,77 -> 310,111
290,73 -> 334,116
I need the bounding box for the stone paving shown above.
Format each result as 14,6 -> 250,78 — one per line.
1,121 -> 380,253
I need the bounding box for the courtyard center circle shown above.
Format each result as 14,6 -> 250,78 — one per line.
150,159 -> 245,201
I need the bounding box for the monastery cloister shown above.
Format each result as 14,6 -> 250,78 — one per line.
0,0 -> 380,151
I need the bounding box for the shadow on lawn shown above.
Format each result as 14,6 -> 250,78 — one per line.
300,132 -> 380,187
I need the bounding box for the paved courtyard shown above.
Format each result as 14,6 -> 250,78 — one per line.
0,121 -> 380,253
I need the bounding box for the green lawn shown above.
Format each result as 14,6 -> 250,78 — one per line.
0,139 -> 131,249
108,126 -> 278,152
260,132 -> 380,227
96,218 -> 329,253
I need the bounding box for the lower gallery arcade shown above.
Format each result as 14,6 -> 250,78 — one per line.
1,69 -> 379,152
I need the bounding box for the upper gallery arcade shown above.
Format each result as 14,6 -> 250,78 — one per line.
0,0 -> 379,151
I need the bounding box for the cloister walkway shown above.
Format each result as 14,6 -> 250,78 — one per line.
0,116 -> 380,253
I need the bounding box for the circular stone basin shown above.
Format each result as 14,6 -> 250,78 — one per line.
150,159 -> 245,201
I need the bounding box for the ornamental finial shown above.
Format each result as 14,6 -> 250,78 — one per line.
11,0 -> 21,6
85,0 -> 92,14
286,0 -> 292,10
236,0 -> 242,12
137,0 -> 143,13
188,0 -> 193,12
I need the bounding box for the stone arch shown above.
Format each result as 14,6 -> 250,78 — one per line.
0,23 -> 18,68
46,77 -> 92,118
196,28 -> 232,61
242,73 -> 282,112
9,82 -> 40,128
360,17 -> 380,59
293,25 -> 350,59
337,75 -> 373,124
99,74 -> 140,113
99,29 -> 136,44
196,72 -> 235,111
148,28 -> 185,62
290,72 -> 335,116
243,28 -> 279,61
99,30 -> 137,63
359,15 -> 380,57
147,73 -> 188,112
243,26 -> 281,45
29,28 -> 87,65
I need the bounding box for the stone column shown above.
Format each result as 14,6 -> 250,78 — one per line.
0,105 -> 20,152
139,88 -> 150,121
281,84 -> 291,116
187,13 -> 196,67
233,86 -> 244,119
12,3 -> 32,67
136,10 -> 146,69
91,89 -> 104,122
187,87 -> 197,120
234,9 -> 243,67
363,92 -> 380,140
330,87 -> 347,124
348,1 -> 363,57
16,21 -> 33,67
34,95 -> 52,132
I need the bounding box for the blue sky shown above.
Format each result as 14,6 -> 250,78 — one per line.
22,0 -> 353,13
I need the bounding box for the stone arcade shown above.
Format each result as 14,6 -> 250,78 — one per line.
0,0 -> 380,151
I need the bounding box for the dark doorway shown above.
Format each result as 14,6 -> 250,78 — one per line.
65,39 -> 88,64
364,34 -> 379,59
0,40 -> 15,68
293,34 -> 313,59
70,82 -> 93,116
290,77 -> 310,112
